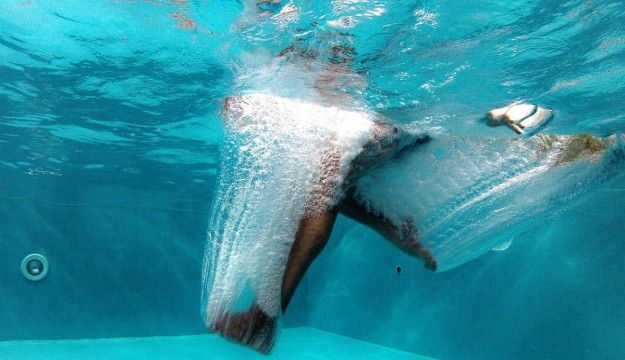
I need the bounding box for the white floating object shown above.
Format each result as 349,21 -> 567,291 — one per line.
487,103 -> 554,136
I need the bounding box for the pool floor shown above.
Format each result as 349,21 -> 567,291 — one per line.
0,327 -> 436,360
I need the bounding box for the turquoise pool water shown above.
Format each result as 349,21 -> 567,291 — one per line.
1,1 -> 624,359
0,328 -> 437,360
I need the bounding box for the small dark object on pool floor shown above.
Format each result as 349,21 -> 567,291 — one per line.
396,265 -> 402,274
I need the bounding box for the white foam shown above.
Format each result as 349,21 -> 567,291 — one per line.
353,134 -> 624,271
201,93 -> 374,343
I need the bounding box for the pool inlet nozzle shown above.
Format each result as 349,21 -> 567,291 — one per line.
21,253 -> 49,281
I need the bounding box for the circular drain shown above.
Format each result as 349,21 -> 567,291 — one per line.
21,254 -> 49,281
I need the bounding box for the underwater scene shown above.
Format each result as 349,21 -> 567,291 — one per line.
1,0 -> 624,359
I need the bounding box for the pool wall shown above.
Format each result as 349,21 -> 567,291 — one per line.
0,177 -> 307,341
308,174 -> 625,360
2,170 -> 624,360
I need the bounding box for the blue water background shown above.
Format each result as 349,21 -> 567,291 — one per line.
1,1 -> 625,359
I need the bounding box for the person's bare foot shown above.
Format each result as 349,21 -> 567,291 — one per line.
208,303 -> 278,354
399,220 -> 437,271
398,238 -> 437,271
414,243 -> 438,271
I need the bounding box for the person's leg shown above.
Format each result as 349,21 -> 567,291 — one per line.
280,148 -> 342,312
211,121 -> 432,353
212,148 -> 343,354
279,122 -> 419,312
280,122 -> 435,317
338,193 -> 437,271
341,122 -> 437,271
281,208 -> 338,312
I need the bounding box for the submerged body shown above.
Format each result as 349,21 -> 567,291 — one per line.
202,94 -> 379,352
354,133 -> 625,270
201,93 -> 625,353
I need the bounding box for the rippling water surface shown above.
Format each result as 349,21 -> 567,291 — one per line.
2,1 -> 624,190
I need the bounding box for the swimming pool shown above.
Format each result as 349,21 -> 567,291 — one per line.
1,1 -> 624,359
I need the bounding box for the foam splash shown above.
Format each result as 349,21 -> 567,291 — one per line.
201,93 -> 374,351
353,133 -> 625,271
